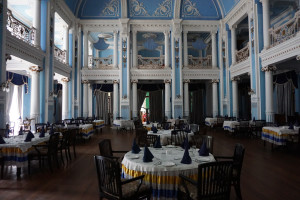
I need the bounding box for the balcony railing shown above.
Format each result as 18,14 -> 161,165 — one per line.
269,10 -> 300,47
54,45 -> 66,63
88,55 -> 113,69
6,9 -> 36,45
187,55 -> 212,69
236,43 -> 249,64
137,55 -> 165,69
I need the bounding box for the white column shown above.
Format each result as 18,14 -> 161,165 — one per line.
183,80 -> 190,118
231,25 -> 237,65
183,31 -> 188,68
64,25 -> 69,64
82,80 -> 89,117
211,31 -> 217,68
132,30 -> 137,68
83,30 -> 89,68
164,31 -> 170,68
263,66 -> 276,122
165,80 -> 171,119
29,66 -> 41,123
212,79 -> 219,117
113,31 -> 118,68
232,77 -> 239,118
260,0 -> 270,49
88,83 -> 93,117
33,0 -> 41,48
132,80 -> 138,118
113,80 -> 119,120
61,78 -> 69,120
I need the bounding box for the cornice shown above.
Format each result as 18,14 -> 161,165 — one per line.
55,0 -> 75,26
53,59 -> 72,78
182,69 -> 219,80
260,34 -> 300,67
131,69 -> 172,80
81,69 -> 120,80
230,58 -> 251,77
130,20 -> 171,32
6,31 -> 45,67
224,0 -> 251,28
182,20 -> 219,32
80,20 -> 120,32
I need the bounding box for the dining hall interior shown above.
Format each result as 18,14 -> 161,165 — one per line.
1,0 -> 300,199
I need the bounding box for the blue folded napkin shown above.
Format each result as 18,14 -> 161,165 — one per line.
146,120 -> 150,125
47,121 -> 50,127
0,135 -> 6,144
151,125 -> 158,133
178,116 -> 181,119
253,117 -> 255,121
49,126 -> 54,135
295,121 -> 299,126
181,137 -> 190,149
181,146 -> 192,164
153,136 -> 162,148
131,139 -> 141,154
24,131 -> 34,142
199,140 -> 209,156
5,129 -> 9,138
39,127 -> 45,138
19,126 -> 23,135
289,123 -> 294,130
143,146 -> 154,162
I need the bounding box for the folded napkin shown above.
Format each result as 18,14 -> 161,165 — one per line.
153,136 -> 162,148
151,126 -> 158,133
164,123 -> 169,130
143,146 -> 154,162
49,126 -> 54,135
131,139 -> 141,154
24,131 -> 35,142
289,123 -> 294,130
181,146 -> 192,164
19,126 -> 23,135
146,120 -> 150,125
5,129 -> 9,138
199,140 -> 209,156
181,137 -> 190,149
39,127 -> 45,138
253,117 -> 256,121
0,135 -> 6,144
47,121 -> 50,127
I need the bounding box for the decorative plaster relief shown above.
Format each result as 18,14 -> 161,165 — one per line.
102,0 -> 120,17
154,0 -> 172,17
181,0 -> 201,17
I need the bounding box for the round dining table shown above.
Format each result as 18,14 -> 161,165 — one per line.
121,146 -> 215,200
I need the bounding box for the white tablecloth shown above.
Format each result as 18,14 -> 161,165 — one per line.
0,133 -> 51,167
122,147 -> 215,200
262,126 -> 299,145
113,120 -> 135,130
205,117 -> 217,127
93,120 -> 105,128
167,119 -> 187,127
223,121 -> 240,132
79,124 -> 94,139
147,130 -> 194,145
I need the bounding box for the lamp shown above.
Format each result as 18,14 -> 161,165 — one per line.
1,81 -> 10,92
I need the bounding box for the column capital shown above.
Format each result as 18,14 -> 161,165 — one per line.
132,30 -> 137,35
81,80 -> 89,84
230,24 -> 237,30
131,79 -> 138,83
113,30 -> 119,35
61,77 -> 70,83
211,79 -> 219,83
164,30 -> 170,36
296,55 -> 300,61
183,79 -> 190,83
262,65 -> 277,72
29,66 -> 43,72
183,30 -> 188,35
231,76 -> 240,81
164,79 -> 171,84
210,30 -> 217,35
113,80 -> 119,84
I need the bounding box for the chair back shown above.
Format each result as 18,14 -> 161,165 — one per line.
135,128 -> 147,147
35,123 -> 48,133
197,161 -> 233,200
233,143 -> 245,175
48,133 -> 60,156
146,135 -> 158,146
94,155 -> 122,198
99,139 -> 113,157
170,130 -> 186,146
192,135 -> 213,153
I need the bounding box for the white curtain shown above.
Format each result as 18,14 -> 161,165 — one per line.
137,89 -> 146,115
17,86 -> 23,118
276,80 -> 294,117
6,83 -> 15,122
95,91 -> 110,124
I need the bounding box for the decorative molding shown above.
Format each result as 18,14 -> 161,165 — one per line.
183,69 -> 219,80
164,79 -> 171,83
113,80 -> 119,84
61,77 -> 70,83
53,59 -> 72,78
230,58 -> 250,78
131,20 -> 171,32
296,55 -> 300,60
131,79 -> 138,83
81,69 -> 120,81
183,79 -> 190,83
81,80 -> 90,84
225,0 -> 252,28
261,65 -> 277,72
231,76 -> 240,81
81,20 -> 120,32
131,68 -> 172,80
260,35 -> 300,67
6,31 -> 45,67
55,0 -> 75,26
182,20 -> 219,32
29,66 -> 43,72
181,0 -> 201,17
211,79 -> 219,83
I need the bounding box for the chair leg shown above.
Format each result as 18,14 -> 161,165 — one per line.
68,146 -> 72,161
64,148 -> 69,162
234,181 -> 243,200
73,144 -> 76,158
60,149 -> 65,165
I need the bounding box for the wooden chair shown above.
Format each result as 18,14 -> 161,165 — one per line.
94,155 -> 151,200
215,143 -> 245,200
161,122 -> 171,130
58,130 -> 71,165
28,133 -> 60,174
168,130 -> 186,146
98,139 -> 128,159
178,161 -> 233,200
135,128 -> 148,147
146,135 -> 158,147
35,123 -> 48,133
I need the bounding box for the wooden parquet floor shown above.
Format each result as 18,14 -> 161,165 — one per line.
1,126 -> 300,200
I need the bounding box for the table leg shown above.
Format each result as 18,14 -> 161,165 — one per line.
17,167 -> 21,177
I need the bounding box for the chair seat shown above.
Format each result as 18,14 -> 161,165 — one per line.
121,178 -> 151,199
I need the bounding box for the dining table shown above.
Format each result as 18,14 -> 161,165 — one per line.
223,121 -> 240,132
147,129 -> 194,146
262,126 -> 300,146
121,146 -> 215,200
204,117 -> 217,127
0,133 -> 51,177
113,119 -> 135,130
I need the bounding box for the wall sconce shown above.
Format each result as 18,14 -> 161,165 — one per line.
1,81 -> 10,92
248,89 -> 255,96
